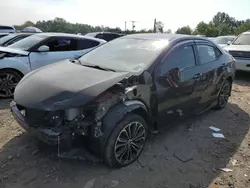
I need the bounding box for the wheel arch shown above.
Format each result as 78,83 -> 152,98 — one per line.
88,100 -> 150,156
0,68 -> 24,78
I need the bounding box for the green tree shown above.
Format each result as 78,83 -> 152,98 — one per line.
176,26 -> 192,35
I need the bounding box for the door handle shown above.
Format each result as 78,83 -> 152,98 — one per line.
193,73 -> 201,79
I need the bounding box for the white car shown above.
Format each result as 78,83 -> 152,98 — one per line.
0,33 -> 106,98
0,25 -> 16,33
214,35 -> 235,48
224,32 -> 250,71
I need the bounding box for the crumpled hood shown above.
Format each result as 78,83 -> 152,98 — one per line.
224,45 -> 250,52
14,60 -> 130,110
0,46 -> 29,55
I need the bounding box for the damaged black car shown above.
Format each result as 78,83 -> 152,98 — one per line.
11,34 -> 236,167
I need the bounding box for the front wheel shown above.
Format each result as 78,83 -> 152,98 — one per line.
103,113 -> 148,168
214,80 -> 232,110
0,70 -> 22,98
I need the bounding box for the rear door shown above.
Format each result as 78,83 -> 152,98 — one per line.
29,37 -> 80,70
194,40 -> 224,107
154,40 -> 201,127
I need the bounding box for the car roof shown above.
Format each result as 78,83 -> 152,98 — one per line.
86,32 -> 125,35
34,32 -> 106,43
216,35 -> 235,38
122,33 -> 210,43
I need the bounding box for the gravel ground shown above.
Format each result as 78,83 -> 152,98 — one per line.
1,72 -> 250,188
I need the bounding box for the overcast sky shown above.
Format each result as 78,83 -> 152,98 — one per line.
1,0 -> 250,32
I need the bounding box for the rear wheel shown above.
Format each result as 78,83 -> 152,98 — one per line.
0,70 -> 22,98
103,113 -> 148,168
215,80 -> 232,110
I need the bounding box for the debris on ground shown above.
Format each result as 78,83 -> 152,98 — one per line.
83,178 -> 96,188
231,159 -> 237,166
220,168 -> 233,172
111,180 -> 119,187
137,159 -> 146,168
32,150 -> 39,155
212,133 -> 225,139
174,152 -> 193,163
209,126 -> 221,132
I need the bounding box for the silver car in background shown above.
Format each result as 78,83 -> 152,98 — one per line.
214,35 -> 235,47
224,32 -> 250,71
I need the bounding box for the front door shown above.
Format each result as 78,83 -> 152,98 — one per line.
154,40 -> 201,128
29,37 -> 82,70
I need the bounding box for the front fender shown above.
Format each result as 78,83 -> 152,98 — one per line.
88,101 -> 148,156
0,57 -> 31,75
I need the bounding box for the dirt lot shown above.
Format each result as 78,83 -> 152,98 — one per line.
1,73 -> 250,188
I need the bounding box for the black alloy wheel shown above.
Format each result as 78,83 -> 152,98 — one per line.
104,114 -> 148,167
215,80 -> 231,110
0,70 -> 22,98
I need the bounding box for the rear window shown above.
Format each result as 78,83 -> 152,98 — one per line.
0,26 -> 14,30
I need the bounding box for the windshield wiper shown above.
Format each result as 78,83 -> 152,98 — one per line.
81,64 -> 116,72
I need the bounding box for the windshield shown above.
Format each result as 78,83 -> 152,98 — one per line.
8,34 -> 48,51
215,37 -> 235,44
79,38 -> 168,72
0,34 -> 17,45
232,34 -> 250,45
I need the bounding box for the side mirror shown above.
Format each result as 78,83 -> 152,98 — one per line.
227,41 -> 232,45
37,45 -> 49,52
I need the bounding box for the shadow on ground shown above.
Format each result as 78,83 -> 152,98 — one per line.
0,102 -> 249,188
235,71 -> 250,86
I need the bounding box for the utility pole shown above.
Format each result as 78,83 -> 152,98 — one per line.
153,18 -> 156,33
131,21 -> 136,32
124,21 -> 127,32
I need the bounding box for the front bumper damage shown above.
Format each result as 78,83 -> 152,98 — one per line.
10,101 -> 71,146
10,101 -> 102,161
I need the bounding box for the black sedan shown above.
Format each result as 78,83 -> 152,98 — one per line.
85,32 -> 125,42
11,34 -> 236,167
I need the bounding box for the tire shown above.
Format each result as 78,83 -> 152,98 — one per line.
0,70 -> 23,98
214,80 -> 232,110
103,113 -> 148,168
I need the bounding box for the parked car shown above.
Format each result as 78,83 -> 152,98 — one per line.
224,32 -> 250,71
11,34 -> 235,167
0,25 -> 16,33
214,35 -> 235,47
0,33 -> 9,39
85,32 -> 125,42
0,33 -> 106,98
0,33 -> 33,47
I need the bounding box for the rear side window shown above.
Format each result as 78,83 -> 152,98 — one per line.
197,44 -> 221,64
78,39 -> 99,50
44,37 -> 78,51
161,45 -> 196,72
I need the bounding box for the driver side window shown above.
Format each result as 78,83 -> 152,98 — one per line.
41,37 -> 78,52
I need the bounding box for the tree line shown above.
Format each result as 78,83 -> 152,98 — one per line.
176,12 -> 250,36
14,12 -> 250,37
